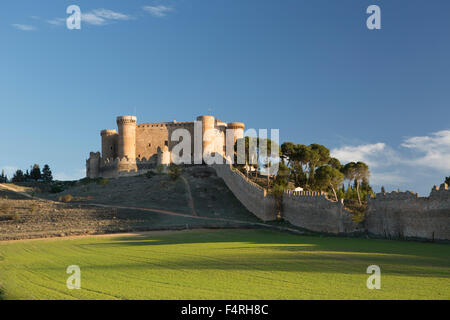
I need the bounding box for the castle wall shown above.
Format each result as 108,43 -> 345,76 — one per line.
282,191 -> 360,234
211,162 -> 277,221
135,122 -> 196,164
365,186 -> 450,240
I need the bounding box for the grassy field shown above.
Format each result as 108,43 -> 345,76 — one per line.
0,229 -> 449,300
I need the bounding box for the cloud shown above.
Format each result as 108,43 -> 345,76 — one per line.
12,24 -> 36,31
54,169 -> 85,181
47,18 -> 65,26
331,143 -> 389,168
143,5 -> 173,17
331,129 -> 450,194
47,8 -> 132,27
401,130 -> 450,171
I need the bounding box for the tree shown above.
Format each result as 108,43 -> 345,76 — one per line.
315,166 -> 344,201
0,170 -> 7,183
381,186 -> 386,193
274,162 -> 290,188
30,164 -> 42,181
352,162 -> 370,205
42,164 -> 53,183
445,176 -> 450,185
24,170 -> 30,181
307,144 -> 330,184
12,170 -> 25,183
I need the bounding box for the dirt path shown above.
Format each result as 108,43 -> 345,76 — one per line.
0,184 -> 34,198
180,176 -> 197,216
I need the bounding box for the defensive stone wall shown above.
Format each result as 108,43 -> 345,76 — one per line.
366,184 -> 450,240
211,163 -> 277,221
282,190 -> 360,234
211,162 -> 361,233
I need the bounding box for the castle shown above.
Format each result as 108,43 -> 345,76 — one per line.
86,115 -> 245,178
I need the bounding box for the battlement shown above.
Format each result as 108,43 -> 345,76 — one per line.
101,129 -> 118,136
430,183 -> 450,200
89,152 -> 100,159
373,190 -> 419,201
116,116 -> 137,125
284,189 -> 328,198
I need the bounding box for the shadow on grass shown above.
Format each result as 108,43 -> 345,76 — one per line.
76,229 -> 450,275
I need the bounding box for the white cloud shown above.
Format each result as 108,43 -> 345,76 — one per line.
47,8 -> 132,27
401,130 -> 450,171
331,143 -> 388,168
46,18 -> 65,26
12,24 -> 36,31
91,9 -> 131,21
143,5 -> 173,17
54,169 -> 85,181
82,12 -> 107,25
331,129 -> 450,195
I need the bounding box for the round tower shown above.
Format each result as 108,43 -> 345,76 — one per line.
197,115 -> 215,156
100,129 -> 118,159
116,116 -> 137,161
227,122 -> 245,144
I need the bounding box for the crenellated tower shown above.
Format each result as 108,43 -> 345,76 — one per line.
116,116 -> 137,161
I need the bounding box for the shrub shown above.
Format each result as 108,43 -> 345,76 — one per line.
62,194 -> 73,203
168,165 -> 182,181
97,178 -> 109,187
156,164 -> 165,175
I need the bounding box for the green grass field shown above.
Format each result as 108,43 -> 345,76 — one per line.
0,229 -> 449,300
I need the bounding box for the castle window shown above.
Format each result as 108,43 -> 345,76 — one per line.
148,143 -> 151,147
165,141 -> 168,147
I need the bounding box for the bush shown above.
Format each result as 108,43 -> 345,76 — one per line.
97,178 -> 109,187
62,194 -> 73,203
156,164 -> 165,175
168,165 -> 182,181
50,183 -> 65,194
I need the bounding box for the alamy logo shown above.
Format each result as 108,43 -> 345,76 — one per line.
366,265 -> 381,289
366,5 -> 381,30
66,5 -> 81,30
66,265 -> 81,290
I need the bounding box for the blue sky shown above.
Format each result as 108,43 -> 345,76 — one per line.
1,0 -> 449,195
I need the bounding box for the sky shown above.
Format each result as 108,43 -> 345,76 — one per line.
1,0 -> 449,195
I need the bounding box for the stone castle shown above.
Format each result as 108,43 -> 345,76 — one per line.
86,115 -> 245,178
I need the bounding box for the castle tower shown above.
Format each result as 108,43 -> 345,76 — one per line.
227,122 -> 245,144
100,130 -> 118,159
197,115 -> 216,157
116,116 -> 137,161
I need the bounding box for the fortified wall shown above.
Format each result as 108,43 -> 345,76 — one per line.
283,190 -> 360,234
211,161 -> 361,233
212,162 -> 277,221
365,184 -> 450,240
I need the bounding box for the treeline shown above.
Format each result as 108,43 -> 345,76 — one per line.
1,164 -> 53,183
279,142 -> 372,204
233,138 -> 373,205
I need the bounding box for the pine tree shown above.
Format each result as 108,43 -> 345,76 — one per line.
42,164 -> 53,183
381,186 -> 386,193
30,164 -> 41,181
0,170 -> 6,183
12,170 -> 25,183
